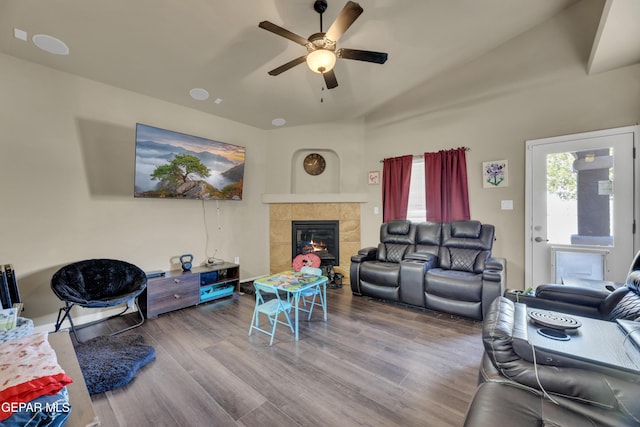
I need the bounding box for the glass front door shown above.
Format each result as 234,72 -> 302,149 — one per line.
526,128 -> 635,288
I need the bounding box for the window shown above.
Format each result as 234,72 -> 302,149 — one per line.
407,158 -> 426,222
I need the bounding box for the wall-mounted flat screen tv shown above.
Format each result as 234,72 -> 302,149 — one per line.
134,123 -> 245,200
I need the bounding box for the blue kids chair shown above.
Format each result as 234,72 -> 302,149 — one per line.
248,282 -> 294,346
298,266 -> 326,320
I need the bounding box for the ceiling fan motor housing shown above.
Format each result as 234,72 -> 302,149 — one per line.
314,0 -> 328,14
308,32 -> 335,51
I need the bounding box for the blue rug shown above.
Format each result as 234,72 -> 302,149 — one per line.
74,334 -> 155,395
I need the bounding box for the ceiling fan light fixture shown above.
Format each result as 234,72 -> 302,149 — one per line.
306,49 -> 336,73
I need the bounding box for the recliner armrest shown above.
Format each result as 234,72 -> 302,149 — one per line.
351,247 -> 377,263
482,257 -> 505,282
534,284 -> 609,308
485,257 -> 504,271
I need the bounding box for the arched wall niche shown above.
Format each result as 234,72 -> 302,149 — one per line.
291,149 -> 340,193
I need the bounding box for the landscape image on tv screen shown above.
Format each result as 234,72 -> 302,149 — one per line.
134,123 -> 245,200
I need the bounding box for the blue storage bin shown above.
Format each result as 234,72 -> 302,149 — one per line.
200,284 -> 234,302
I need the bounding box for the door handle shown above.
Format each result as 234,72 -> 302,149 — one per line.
534,237 -> 548,243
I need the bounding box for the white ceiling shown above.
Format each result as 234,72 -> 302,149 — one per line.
0,0 -> 638,130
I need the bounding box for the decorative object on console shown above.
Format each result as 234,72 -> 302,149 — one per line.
134,123 -> 246,200
74,334 -> 155,395
292,253 -> 321,272
180,254 -> 193,271
303,153 -> 326,175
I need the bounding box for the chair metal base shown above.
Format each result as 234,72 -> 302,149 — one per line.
54,300 -> 145,343
248,290 -> 294,346
298,286 -> 325,321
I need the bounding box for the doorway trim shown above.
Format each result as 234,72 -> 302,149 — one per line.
525,125 -> 639,288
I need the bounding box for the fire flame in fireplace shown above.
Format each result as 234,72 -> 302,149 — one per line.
310,240 -> 327,252
299,239 -> 327,255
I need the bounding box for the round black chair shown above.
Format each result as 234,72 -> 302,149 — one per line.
51,259 -> 147,342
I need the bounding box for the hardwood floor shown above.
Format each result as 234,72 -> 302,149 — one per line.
75,286 -> 484,427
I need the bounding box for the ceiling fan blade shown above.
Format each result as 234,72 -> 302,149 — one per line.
323,69 -> 338,89
337,48 -> 388,64
325,1 -> 363,43
267,56 -> 307,76
259,21 -> 310,47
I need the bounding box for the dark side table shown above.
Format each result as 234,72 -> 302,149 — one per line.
504,289 -> 537,305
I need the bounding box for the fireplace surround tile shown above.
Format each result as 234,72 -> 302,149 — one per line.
269,203 -> 360,280
339,204 -> 360,220
269,220 -> 291,244
340,219 -> 360,242
270,204 -> 291,220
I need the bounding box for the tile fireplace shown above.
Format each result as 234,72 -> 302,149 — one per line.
268,203 -> 361,279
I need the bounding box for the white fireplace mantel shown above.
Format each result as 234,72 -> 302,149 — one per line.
261,193 -> 368,204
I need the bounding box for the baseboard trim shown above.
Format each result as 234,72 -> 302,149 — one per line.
33,305 -> 138,334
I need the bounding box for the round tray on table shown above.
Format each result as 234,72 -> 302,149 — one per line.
528,309 -> 582,330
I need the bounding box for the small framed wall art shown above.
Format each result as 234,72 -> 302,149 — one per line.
368,171 -> 380,185
483,160 -> 509,188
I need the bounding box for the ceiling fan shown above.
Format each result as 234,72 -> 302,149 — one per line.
258,0 -> 388,89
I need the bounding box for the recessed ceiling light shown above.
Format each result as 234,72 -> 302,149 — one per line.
32,34 -> 69,55
189,88 -> 209,101
14,28 -> 27,41
214,98 -> 223,104
272,118 -> 286,127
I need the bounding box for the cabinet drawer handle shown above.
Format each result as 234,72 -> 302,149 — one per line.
174,294 -> 180,299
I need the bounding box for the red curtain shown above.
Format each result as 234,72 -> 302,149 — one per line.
382,155 -> 413,222
424,147 -> 470,222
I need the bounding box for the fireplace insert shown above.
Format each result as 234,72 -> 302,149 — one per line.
291,220 -> 339,267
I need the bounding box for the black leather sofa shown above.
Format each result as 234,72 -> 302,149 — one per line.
350,220 -> 506,320
463,296 -> 640,426
519,250 -> 640,321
